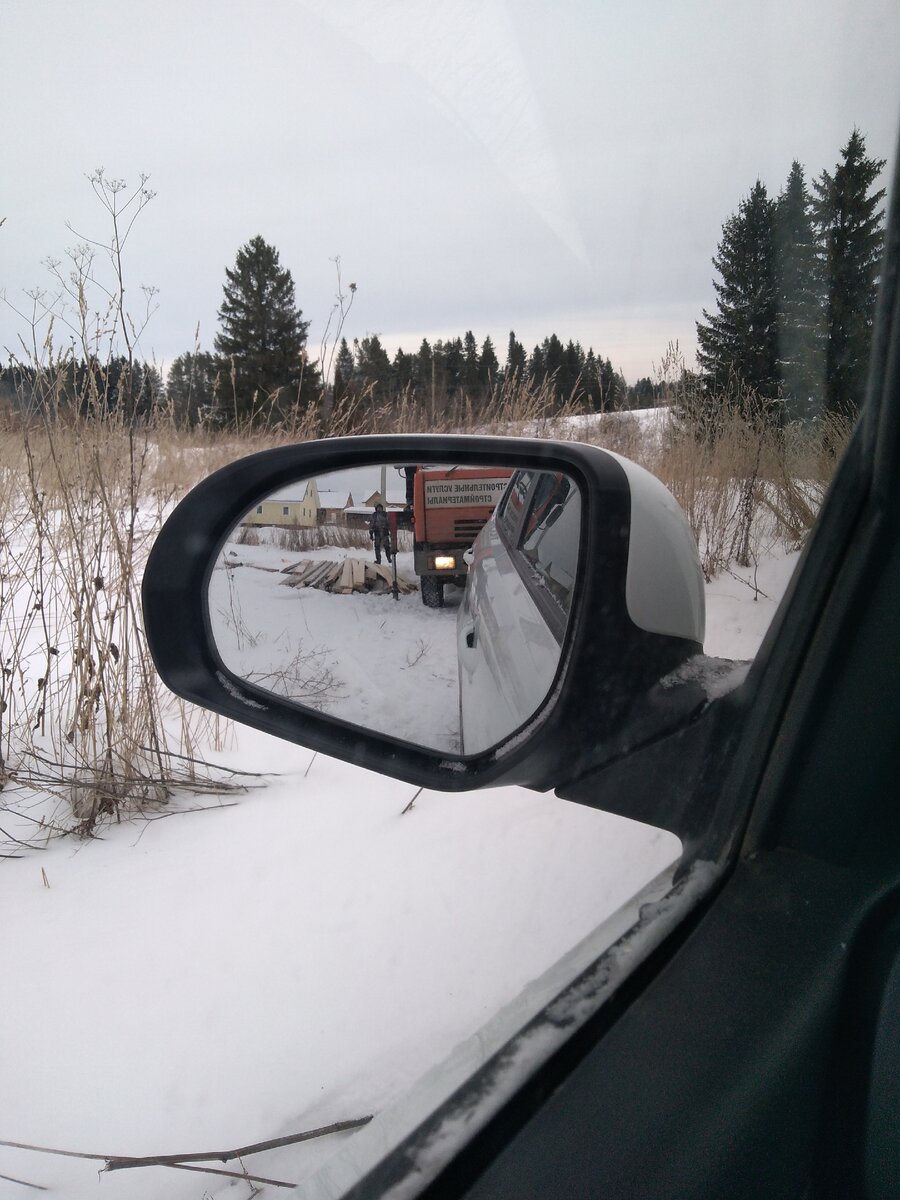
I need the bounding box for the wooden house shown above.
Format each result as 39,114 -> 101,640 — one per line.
241,479 -> 320,527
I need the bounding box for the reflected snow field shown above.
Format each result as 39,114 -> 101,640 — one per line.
208,538 -> 464,751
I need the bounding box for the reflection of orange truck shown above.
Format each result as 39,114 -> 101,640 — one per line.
411,467 -> 513,607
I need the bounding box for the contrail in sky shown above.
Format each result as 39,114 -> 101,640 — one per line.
298,0 -> 590,267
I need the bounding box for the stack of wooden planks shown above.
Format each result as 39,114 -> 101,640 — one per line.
278,557 -> 417,595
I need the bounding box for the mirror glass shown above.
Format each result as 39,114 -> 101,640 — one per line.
207,463 -> 582,755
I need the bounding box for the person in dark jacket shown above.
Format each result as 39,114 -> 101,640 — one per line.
369,503 -> 393,564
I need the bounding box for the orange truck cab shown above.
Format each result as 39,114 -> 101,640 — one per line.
408,466 -> 513,607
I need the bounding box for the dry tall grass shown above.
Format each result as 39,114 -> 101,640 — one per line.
647,386 -> 851,580
0,397 -> 250,852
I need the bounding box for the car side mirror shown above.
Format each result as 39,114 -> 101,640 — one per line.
142,435 -> 705,792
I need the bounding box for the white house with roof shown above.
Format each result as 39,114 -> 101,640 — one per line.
317,488 -> 354,524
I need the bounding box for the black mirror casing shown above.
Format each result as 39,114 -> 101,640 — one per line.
142,435 -> 703,792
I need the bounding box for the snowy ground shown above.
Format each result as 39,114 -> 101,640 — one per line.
1,535 -> 800,1199
209,542 -> 463,753
703,547 -> 801,659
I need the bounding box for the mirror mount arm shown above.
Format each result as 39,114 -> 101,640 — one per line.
556,676 -> 748,858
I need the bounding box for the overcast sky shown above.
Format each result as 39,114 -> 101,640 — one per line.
2,0 -> 899,382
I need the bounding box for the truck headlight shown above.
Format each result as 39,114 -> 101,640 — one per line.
433,555 -> 456,570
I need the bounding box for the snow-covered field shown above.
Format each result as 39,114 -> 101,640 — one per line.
0,507 -> 801,1199
209,542 -> 463,753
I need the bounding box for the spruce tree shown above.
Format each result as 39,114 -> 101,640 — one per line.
333,337 -> 356,402
696,181 -> 780,409
597,357 -> 622,410
444,338 -> 464,395
96,357 -> 163,418
505,331 -> 527,380
583,349 -> 601,410
214,235 -> 314,419
334,337 -> 355,383
630,377 -> 657,409
415,339 -> 434,396
393,347 -> 414,392
561,340 -> 584,401
813,130 -> 886,416
528,343 -> 546,383
542,334 -> 566,397
478,336 -> 499,389
353,334 -> 391,394
775,162 -> 825,419
431,340 -> 448,404
166,350 -> 219,425
462,330 -> 480,392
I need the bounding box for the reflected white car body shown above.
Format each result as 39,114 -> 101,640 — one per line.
456,457 -> 704,756
457,487 -> 564,756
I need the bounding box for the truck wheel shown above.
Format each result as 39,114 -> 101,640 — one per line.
421,576 -> 444,608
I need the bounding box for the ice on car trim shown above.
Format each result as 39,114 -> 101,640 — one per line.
216,670 -> 268,710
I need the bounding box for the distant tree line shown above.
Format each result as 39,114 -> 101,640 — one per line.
161,232 -> 649,427
696,129 -> 886,423
162,234 -> 647,427
327,329 -> 636,417
164,325 -> 640,430
0,356 -> 164,421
